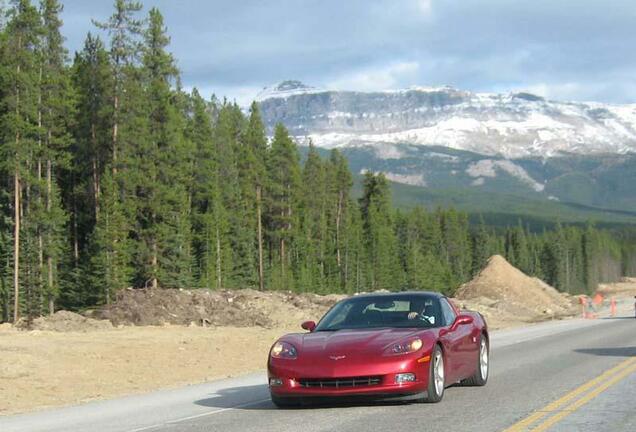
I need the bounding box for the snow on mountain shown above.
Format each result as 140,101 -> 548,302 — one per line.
255,80 -> 323,102
257,82 -> 636,159
466,159 -> 545,192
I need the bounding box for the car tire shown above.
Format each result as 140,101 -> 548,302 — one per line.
424,344 -> 445,403
461,334 -> 489,386
271,394 -> 300,408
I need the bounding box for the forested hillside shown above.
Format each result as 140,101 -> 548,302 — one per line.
0,0 -> 634,323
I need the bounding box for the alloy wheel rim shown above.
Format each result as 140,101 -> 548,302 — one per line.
480,339 -> 489,379
434,350 -> 444,396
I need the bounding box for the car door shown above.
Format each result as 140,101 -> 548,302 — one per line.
438,298 -> 475,381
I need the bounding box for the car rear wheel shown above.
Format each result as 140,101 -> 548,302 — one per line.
462,335 -> 489,386
424,345 -> 445,403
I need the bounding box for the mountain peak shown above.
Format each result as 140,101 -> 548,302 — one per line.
256,80 -> 321,101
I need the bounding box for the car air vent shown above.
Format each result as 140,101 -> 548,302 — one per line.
298,376 -> 382,388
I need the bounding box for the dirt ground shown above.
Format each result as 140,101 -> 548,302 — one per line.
0,290 -> 339,416
0,325 -> 296,415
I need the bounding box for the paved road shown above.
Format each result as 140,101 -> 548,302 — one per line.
2,314 -> 635,432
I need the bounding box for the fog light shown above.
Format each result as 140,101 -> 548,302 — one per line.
395,373 -> 416,384
269,377 -> 283,387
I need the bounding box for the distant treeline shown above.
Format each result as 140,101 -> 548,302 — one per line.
0,1 -> 634,322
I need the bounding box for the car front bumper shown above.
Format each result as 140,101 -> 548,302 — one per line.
268,355 -> 431,400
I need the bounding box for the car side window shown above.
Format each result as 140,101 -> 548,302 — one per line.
440,298 -> 456,327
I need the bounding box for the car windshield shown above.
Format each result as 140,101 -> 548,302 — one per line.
314,294 -> 444,331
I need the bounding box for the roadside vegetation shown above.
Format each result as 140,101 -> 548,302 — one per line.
1,0 -> 635,323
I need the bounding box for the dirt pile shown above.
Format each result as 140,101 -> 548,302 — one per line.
455,255 -> 575,323
96,288 -> 345,329
597,278 -> 636,297
17,311 -> 113,332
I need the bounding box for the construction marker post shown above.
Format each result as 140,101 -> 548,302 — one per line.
610,297 -> 616,318
579,296 -> 588,318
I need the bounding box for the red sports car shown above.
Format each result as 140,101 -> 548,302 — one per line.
268,292 -> 489,407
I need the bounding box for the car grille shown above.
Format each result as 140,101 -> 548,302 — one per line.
298,376 -> 382,389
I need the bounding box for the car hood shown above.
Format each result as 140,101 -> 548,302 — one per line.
283,328 -> 434,358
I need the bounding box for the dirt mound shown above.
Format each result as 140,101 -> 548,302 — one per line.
455,255 -> 575,322
597,279 -> 636,297
18,311 -> 113,332
97,288 -> 345,329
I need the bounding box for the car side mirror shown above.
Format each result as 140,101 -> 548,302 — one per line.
301,321 -> 316,332
452,315 -> 473,330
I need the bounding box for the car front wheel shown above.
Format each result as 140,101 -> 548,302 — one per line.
425,344 -> 445,403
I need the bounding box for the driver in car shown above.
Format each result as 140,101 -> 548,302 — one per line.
407,300 -> 436,324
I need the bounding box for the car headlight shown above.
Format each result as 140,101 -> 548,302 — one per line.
387,338 -> 423,355
270,341 -> 298,359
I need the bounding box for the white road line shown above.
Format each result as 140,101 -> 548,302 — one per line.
126,397 -> 272,432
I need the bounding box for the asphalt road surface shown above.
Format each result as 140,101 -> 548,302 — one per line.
2,314 -> 635,432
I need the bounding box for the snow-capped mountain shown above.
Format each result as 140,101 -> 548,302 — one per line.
255,80 -> 323,102
257,81 -> 636,159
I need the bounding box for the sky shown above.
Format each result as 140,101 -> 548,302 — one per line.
58,0 -> 636,106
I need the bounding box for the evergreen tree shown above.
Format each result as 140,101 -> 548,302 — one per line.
326,149 -> 353,289
0,0 -> 42,321
189,89 -> 222,289
213,102 -> 245,288
359,172 -> 402,290
89,168 -> 132,302
266,124 -> 301,290
136,7 -> 192,288
70,33 -> 112,250
240,101 -> 268,290
93,0 -> 143,176
39,0 -> 73,313
471,215 -> 493,276
298,143 -> 327,292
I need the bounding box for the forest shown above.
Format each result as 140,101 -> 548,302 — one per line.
1,0 -> 635,323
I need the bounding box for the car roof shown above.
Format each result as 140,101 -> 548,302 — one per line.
348,291 -> 446,299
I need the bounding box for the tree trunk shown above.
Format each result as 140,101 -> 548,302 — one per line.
280,238 -> 286,283
112,94 -> 119,175
256,185 -> 264,291
150,239 -> 158,289
335,190 -> 343,268
37,66 -> 44,315
13,171 -> 20,323
216,226 -> 222,289
13,53 -> 22,323
46,159 -> 54,314
91,123 -> 101,223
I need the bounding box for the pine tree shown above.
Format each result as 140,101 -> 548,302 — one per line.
0,0 -> 42,321
359,172 -> 402,290
93,0 -> 143,176
298,143 -> 327,292
439,208 -> 471,287
266,124 -> 301,290
326,149 -> 353,289
136,7 -> 192,288
471,215 -> 492,276
189,89 -> 222,289
240,101 -> 268,290
89,168 -> 132,302
213,102 -> 245,288
38,0 -> 73,313
71,33 -> 112,247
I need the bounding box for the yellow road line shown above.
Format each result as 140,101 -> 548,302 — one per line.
503,356 -> 636,432
530,362 -> 636,432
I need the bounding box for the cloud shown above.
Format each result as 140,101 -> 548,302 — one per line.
416,0 -> 433,16
327,61 -> 421,92
58,0 -> 636,104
